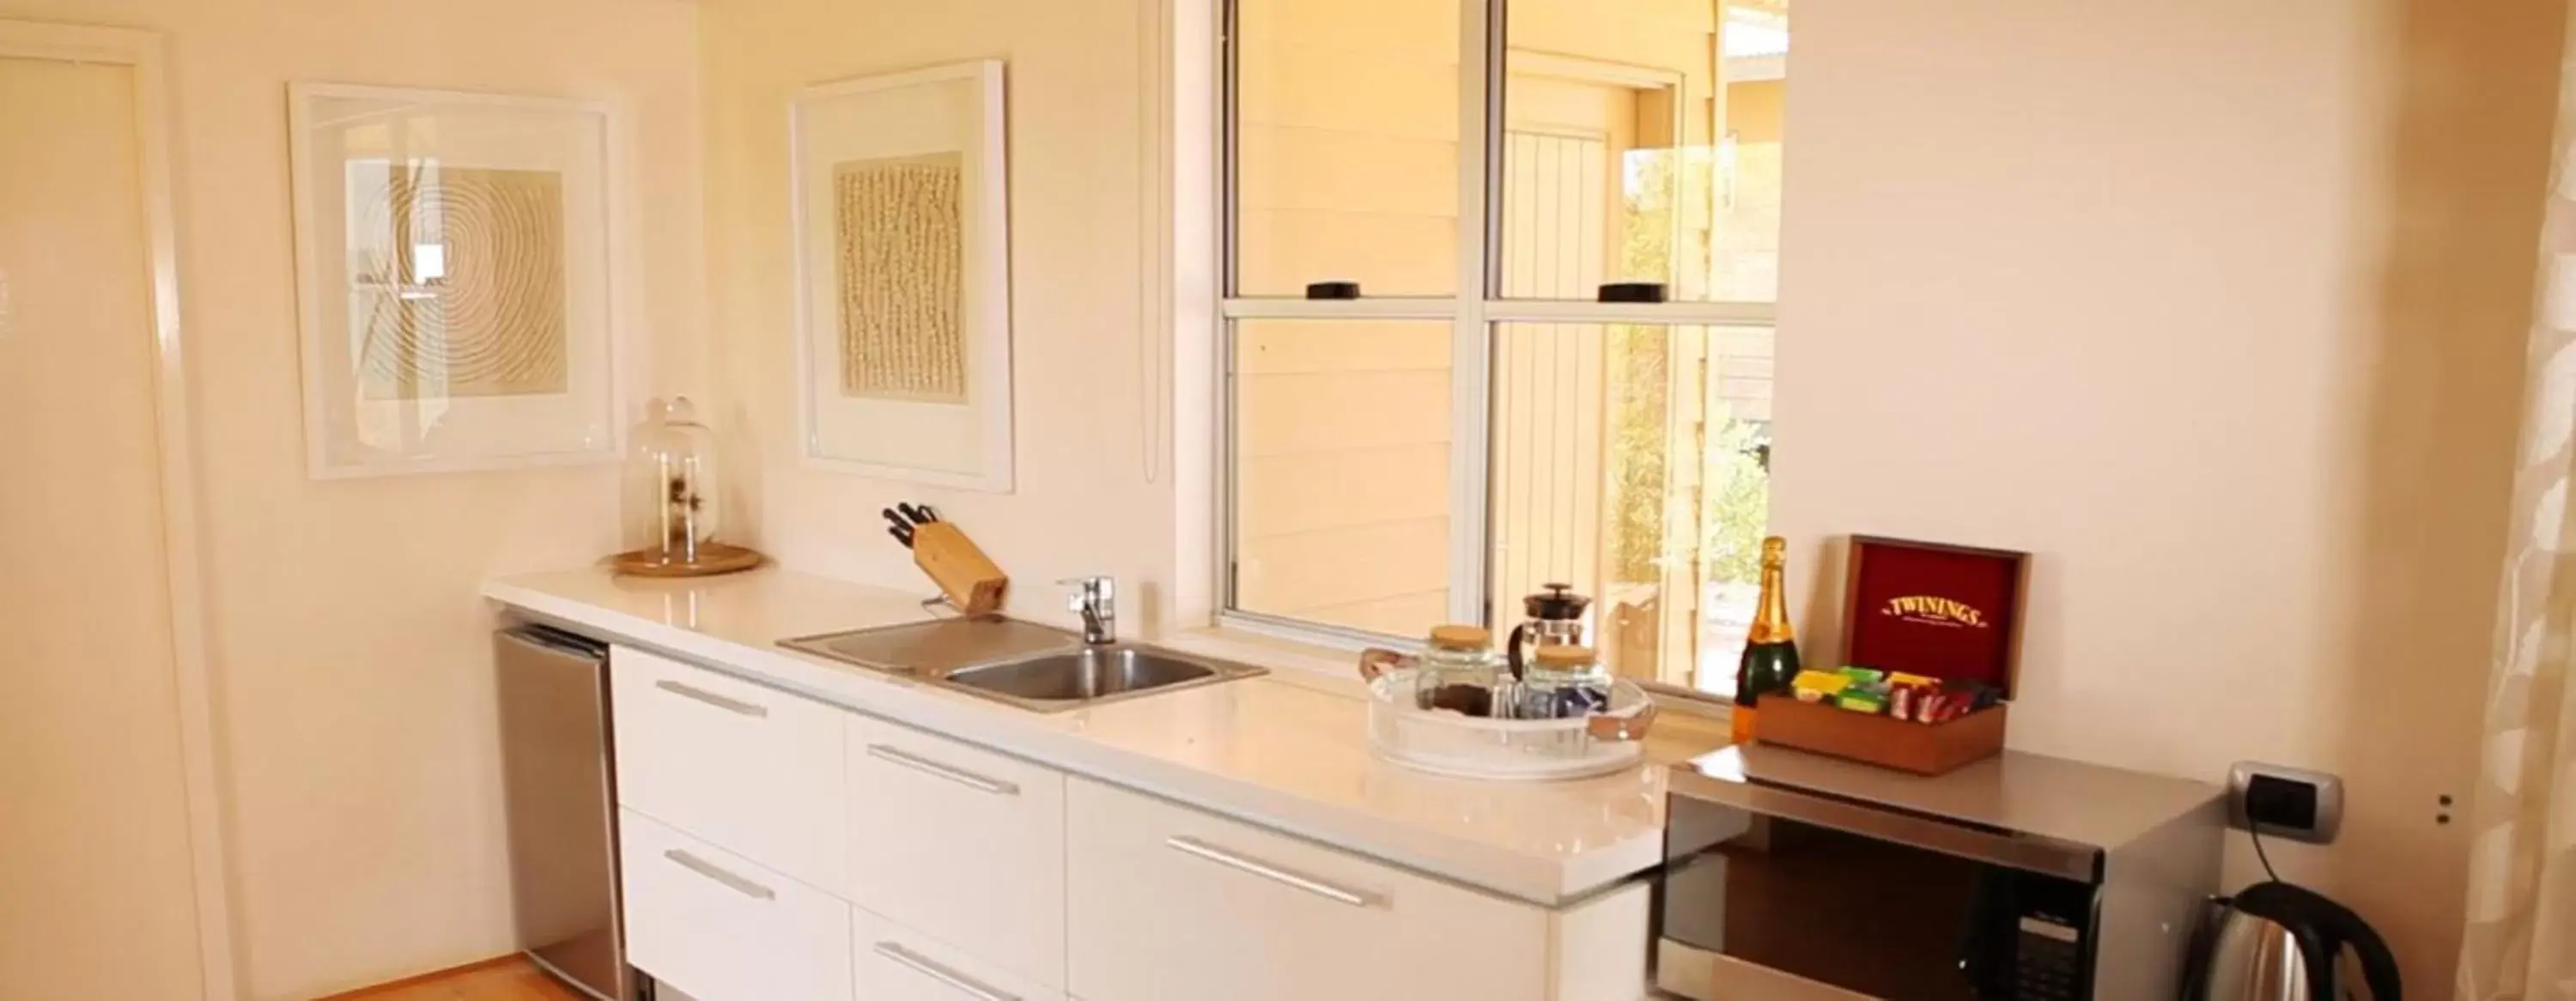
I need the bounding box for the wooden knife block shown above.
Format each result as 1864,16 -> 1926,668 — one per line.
912,521 -> 1008,616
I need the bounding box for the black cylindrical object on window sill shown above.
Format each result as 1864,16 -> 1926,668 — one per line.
1598,282 -> 1668,303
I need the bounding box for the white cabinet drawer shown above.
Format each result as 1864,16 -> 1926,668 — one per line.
848,717 -> 1066,988
1066,777 -> 1552,1001
853,907 -> 1066,1001
622,810 -> 853,1001
611,645 -> 846,890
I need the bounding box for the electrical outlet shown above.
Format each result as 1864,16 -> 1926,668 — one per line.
2227,761 -> 2343,845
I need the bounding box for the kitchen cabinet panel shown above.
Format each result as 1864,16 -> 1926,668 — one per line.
853,906 -> 1066,1001
623,810 -> 853,1001
1066,777 -> 1554,1001
611,644 -> 848,891
848,716 -> 1067,988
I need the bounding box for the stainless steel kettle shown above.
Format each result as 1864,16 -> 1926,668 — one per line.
2185,882 -> 2401,1001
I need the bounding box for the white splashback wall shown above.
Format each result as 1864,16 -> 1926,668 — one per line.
1769,0 -> 2561,989
701,0 -> 1182,634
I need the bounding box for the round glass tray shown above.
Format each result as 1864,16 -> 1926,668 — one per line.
1361,665 -> 1656,781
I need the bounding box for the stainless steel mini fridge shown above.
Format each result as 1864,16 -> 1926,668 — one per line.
495,625 -> 635,1001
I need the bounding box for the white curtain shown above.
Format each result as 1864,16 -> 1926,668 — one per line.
2458,16 -> 2576,999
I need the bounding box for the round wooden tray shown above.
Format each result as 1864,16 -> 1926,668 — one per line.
609,543 -> 765,578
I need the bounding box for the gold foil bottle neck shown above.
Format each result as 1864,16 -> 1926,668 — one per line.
1748,537 -> 1795,645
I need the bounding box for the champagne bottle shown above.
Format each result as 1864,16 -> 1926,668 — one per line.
1732,536 -> 1801,743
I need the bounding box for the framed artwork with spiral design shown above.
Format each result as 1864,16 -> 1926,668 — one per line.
289,82 -> 623,477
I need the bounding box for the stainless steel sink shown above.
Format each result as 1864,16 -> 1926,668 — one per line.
943,646 -> 1262,710
780,620 -> 1265,712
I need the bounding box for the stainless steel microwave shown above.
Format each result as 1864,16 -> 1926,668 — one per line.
1656,745 -> 2227,1001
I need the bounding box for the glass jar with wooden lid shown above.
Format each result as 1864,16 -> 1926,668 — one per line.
1513,644 -> 1613,720
1414,624 -> 1504,717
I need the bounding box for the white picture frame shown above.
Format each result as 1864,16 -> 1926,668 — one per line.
791,60 -> 1015,493
289,82 -> 626,478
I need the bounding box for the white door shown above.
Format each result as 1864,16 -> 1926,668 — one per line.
1488,70 -> 1631,633
0,34 -> 211,1000
1491,127 -> 1612,626
1490,64 -> 1710,686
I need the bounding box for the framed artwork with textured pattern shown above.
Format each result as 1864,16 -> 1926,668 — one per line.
289,82 -> 624,478
793,60 -> 1014,492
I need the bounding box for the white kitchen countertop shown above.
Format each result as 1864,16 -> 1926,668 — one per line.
483,566 -> 1729,906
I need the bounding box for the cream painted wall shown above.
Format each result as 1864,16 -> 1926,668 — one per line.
0,1 -> 705,997
700,0 -> 1173,631
1236,0 -> 1457,298
1233,318 -> 1454,633
1727,80 -> 1783,144
1228,0 -> 1455,633
1770,0 -> 2561,989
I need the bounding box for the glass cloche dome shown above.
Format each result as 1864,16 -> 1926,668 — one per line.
616,397 -> 760,575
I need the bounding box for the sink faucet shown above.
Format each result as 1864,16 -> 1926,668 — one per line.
1060,576 -> 1116,646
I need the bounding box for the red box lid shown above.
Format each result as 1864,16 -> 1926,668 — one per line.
1839,536 -> 2029,695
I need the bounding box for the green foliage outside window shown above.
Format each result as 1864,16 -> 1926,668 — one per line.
1605,325 -> 1670,584
1701,417 -> 1770,585
1602,149 -> 1771,590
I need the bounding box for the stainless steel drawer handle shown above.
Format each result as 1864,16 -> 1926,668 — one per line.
1164,835 -> 1380,908
654,679 -> 769,718
866,743 -> 1020,796
872,941 -> 1020,1001
663,848 -> 775,901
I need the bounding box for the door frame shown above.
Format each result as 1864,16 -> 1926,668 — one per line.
1496,50 -> 1706,686
0,21 -> 238,1001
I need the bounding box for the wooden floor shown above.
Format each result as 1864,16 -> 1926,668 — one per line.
320,956 -> 589,1001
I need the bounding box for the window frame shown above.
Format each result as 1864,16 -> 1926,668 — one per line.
1215,0 -> 1781,655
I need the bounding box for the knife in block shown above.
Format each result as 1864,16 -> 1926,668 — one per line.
911,521 -> 1008,616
